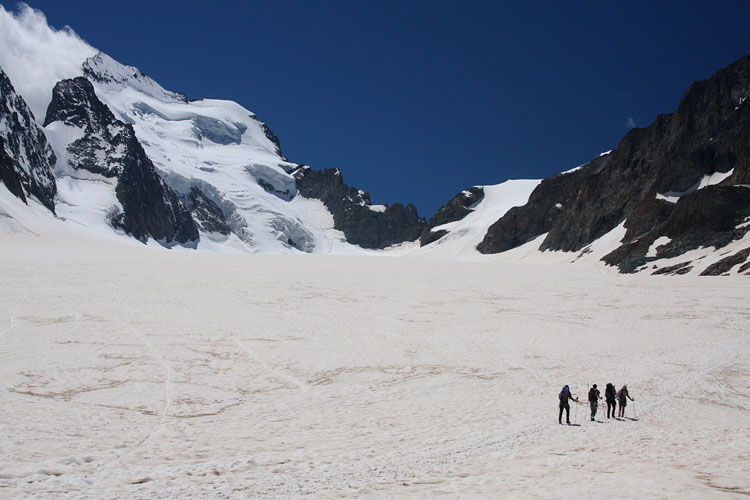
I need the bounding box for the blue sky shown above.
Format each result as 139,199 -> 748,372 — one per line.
15,1 -> 750,217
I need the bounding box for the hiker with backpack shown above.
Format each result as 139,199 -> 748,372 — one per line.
605,383 -> 617,418
617,385 -> 634,417
558,385 -> 578,424
588,384 -> 602,421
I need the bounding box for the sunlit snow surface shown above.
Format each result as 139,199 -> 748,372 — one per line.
410,180 -> 541,260
2,9 -> 750,495
1,228 -> 749,499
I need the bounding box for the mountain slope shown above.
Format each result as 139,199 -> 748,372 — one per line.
78,52 -> 412,253
476,55 -> 750,274
1,5 -> 748,272
44,76 -> 198,246
413,180 -> 541,260
293,166 -> 426,249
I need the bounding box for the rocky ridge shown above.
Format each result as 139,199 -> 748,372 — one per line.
44,76 -> 198,245
0,67 -> 56,212
476,55 -> 750,274
3,42 -> 749,268
293,166 -> 426,249
419,187 -> 484,246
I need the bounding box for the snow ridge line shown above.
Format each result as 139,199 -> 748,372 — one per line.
0,315 -> 15,336
234,337 -> 309,393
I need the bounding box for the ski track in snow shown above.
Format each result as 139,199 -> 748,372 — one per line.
0,314 -> 14,336
234,337 -> 310,393
126,322 -> 174,444
0,237 -> 749,499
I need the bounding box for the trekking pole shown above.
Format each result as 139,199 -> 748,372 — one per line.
573,397 -> 578,425
633,399 -> 637,419
577,387 -> 585,425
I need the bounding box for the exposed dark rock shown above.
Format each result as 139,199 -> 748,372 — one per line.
652,262 -> 693,275
598,198 -> 675,272
603,186 -> 750,272
477,157 -> 607,254
700,247 -> 750,275
658,186 -> 750,257
478,55 -> 750,273
45,77 -> 113,128
622,198 -> 675,242
184,186 -> 231,235
601,236 -> 656,274
544,56 -> 750,254
0,67 -> 56,212
45,77 -> 126,177
663,186 -> 750,236
258,120 -> 285,160
45,76 -> 198,245
293,166 -> 426,249
0,139 -> 24,201
420,187 -> 484,246
114,156 -> 198,245
420,229 -> 449,247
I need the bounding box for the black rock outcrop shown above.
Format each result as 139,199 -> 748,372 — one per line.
700,246 -> 750,275
476,156 -> 609,254
293,166 -> 426,249
420,187 -> 484,246
478,55 -> 750,273
45,77 -> 129,177
0,67 -> 56,212
259,120 -> 285,160
602,185 -> 750,272
44,77 -> 198,245
184,186 -> 231,235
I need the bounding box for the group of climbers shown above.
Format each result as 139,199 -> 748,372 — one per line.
558,384 -> 634,424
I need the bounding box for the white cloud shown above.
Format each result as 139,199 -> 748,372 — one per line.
625,116 -> 637,129
0,3 -> 97,123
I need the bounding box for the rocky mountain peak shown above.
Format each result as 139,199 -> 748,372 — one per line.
293,166 -> 426,249
44,75 -> 198,245
45,76 -> 136,178
44,76 -> 117,130
82,52 -> 188,104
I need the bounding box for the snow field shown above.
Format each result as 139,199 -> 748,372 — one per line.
0,233 -> 748,499
411,180 -> 541,260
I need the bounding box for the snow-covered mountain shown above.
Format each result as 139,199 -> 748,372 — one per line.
44,75 -> 198,246
1,5 -> 749,274
0,5 -> 427,254
40,50 -> 423,254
